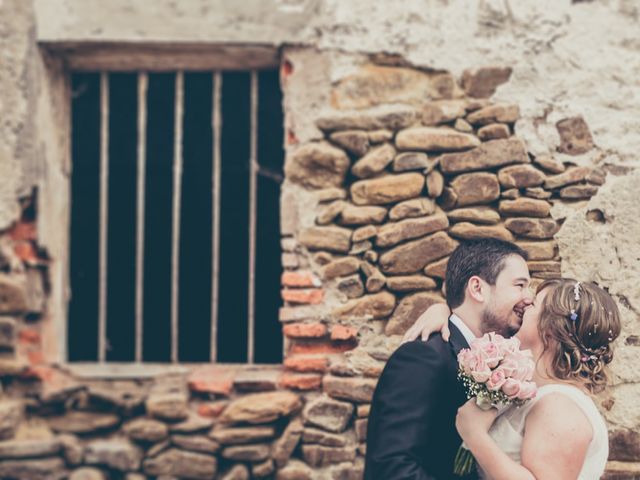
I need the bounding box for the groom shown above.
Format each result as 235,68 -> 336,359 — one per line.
364,239 -> 532,480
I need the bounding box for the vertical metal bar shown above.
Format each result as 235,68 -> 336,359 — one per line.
98,72 -> 109,363
171,72 -> 184,364
210,72 -> 222,363
135,73 -> 148,363
247,71 -> 258,364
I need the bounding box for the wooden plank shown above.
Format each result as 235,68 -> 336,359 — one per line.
44,43 -> 280,72
98,72 -> 109,363
247,71 -> 258,364
171,72 -> 185,363
135,73 -> 148,363
210,72 -> 222,362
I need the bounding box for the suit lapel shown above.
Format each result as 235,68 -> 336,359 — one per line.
447,320 -> 471,356
448,320 -> 473,400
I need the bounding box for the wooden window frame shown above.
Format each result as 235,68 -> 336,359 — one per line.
36,42 -> 283,378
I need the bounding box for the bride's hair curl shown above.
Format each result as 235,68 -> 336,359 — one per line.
535,279 -> 622,394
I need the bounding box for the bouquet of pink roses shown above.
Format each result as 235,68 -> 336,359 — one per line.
454,332 -> 537,476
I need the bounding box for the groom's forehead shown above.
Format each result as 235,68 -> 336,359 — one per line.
497,255 -> 531,281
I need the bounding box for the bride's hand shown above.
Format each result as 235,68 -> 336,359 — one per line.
455,399 -> 498,447
401,302 -> 451,344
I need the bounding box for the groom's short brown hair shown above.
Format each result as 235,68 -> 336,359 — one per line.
445,239 -> 528,309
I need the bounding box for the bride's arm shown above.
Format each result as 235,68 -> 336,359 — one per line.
462,434 -> 536,479
401,302 -> 451,344
456,400 -> 535,480
457,395 -> 590,480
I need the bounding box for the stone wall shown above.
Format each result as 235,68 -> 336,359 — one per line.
0,0 -> 638,479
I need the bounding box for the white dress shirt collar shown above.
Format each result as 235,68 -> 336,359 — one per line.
449,313 -> 478,346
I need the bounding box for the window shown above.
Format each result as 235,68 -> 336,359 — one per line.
68,69 -> 284,365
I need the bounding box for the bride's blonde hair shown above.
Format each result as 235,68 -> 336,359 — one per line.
536,279 -> 621,394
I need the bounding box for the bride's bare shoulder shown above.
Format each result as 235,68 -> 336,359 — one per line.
520,392 -> 594,477
527,392 -> 593,443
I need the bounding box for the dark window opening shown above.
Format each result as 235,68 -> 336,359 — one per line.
68,70 -> 284,364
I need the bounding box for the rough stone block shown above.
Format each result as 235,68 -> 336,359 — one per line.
351,173 -> 424,206
385,292 -> 444,335
143,448 -> 217,479
396,127 -> 479,152
450,172 -> 500,207
379,231 -> 458,275
439,138 -> 528,174
285,142 -> 350,189
461,66 -> 512,98
556,116 -> 595,155
303,396 -> 354,433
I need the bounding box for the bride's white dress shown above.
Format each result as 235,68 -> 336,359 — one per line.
479,383 -> 609,480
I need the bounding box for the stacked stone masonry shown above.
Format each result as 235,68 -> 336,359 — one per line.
0,52 -> 635,479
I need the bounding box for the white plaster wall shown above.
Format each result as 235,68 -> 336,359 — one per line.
34,0 -> 320,44
557,169 -> 640,430
0,0 -> 38,229
34,1 -> 640,165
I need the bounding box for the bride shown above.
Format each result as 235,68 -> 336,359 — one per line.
404,278 -> 620,480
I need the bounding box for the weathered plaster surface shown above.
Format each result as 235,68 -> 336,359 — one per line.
34,0 -> 321,44
0,0 -> 38,229
34,1 -> 640,166
556,170 -> 640,429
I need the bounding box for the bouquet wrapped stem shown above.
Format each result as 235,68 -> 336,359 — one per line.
453,333 -> 538,477
453,392 -> 493,476
454,445 -> 475,476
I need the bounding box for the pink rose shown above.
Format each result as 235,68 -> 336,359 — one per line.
470,334 -> 504,368
470,358 -> 491,383
470,333 -> 494,350
486,367 -> 507,391
488,332 -> 507,346
482,342 -> 503,369
484,332 -> 516,355
516,381 -> 537,400
501,378 -> 522,399
457,348 -> 480,375
500,351 -> 535,382
500,337 -> 522,355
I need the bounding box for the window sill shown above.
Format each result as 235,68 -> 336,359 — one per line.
62,362 -> 283,380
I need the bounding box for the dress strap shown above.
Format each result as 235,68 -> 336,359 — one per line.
533,384 -> 593,409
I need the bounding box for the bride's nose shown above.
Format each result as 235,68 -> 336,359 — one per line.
523,287 -> 534,302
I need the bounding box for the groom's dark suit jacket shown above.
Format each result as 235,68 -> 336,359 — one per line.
364,321 -> 477,480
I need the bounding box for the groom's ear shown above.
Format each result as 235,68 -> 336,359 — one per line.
467,276 -> 485,303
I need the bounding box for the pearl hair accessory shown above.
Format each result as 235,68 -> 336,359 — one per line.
573,282 -> 581,301
569,282 -> 581,323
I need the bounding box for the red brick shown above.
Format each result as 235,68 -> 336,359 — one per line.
188,366 -> 236,396
279,307 -> 314,323
290,341 -> 355,356
330,325 -> 358,341
282,289 -> 324,305
281,271 -> 319,288
283,323 -> 328,339
279,373 -> 322,391
18,328 -> 40,345
27,350 -> 45,365
13,242 -> 39,264
287,129 -> 299,146
284,356 -> 328,373
197,401 -> 229,418
22,365 -> 54,381
281,59 -> 294,78
8,221 -> 36,242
